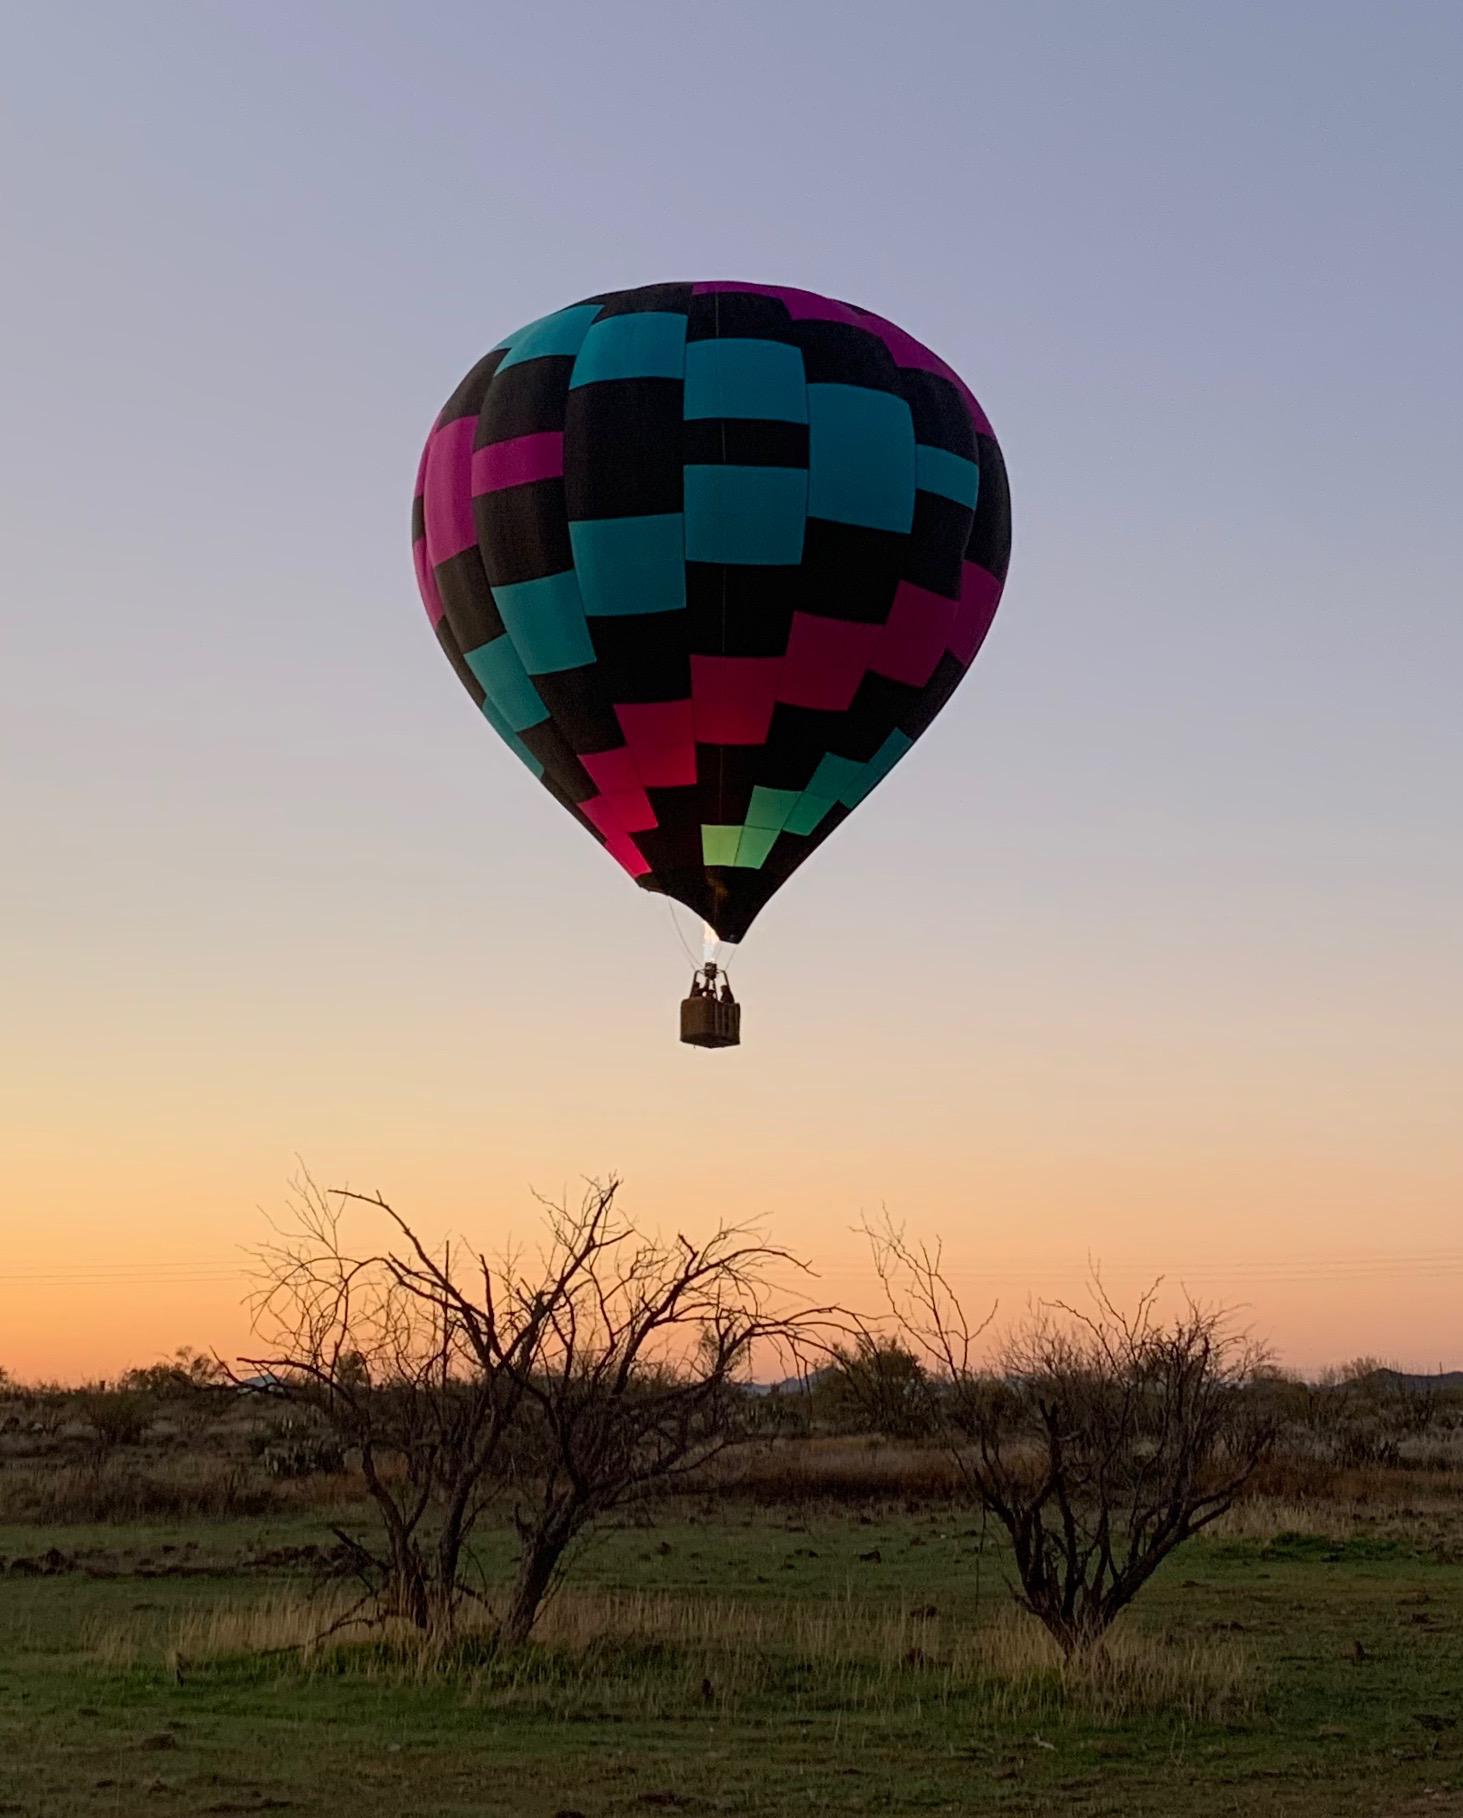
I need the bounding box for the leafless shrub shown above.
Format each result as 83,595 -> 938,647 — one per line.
239,1174 -> 820,1646
866,1222 -> 1277,1657
493,1198 -> 817,1644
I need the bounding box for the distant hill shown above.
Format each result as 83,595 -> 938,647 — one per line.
1360,1368 -> 1463,1393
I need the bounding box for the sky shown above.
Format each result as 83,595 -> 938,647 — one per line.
3,0 -> 1460,1381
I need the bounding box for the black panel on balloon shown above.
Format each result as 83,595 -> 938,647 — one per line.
434,548 -> 504,652
898,370 -> 977,458
685,563 -> 803,658
682,419 -> 809,469
519,721 -> 596,804
586,613 -> 692,704
904,492 -> 974,601
589,283 -> 693,318
532,670 -> 623,755
439,349 -> 507,427
563,379 -> 684,519
895,651 -> 967,742
475,481 -> 573,589
969,434 -> 1012,580
796,519 -> 905,624
474,356 -> 576,444
789,321 -> 902,392
686,291 -> 799,343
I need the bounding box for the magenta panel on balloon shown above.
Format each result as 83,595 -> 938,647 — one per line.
471,432 -> 565,495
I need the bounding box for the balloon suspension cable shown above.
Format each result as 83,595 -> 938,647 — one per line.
665,898 -> 701,971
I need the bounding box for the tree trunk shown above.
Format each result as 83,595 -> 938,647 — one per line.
386,1540 -> 431,1631
500,1531 -> 567,1647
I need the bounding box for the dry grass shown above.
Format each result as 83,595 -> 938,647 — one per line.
695,1436 -> 965,1505
91,1582 -> 1260,1725
0,1460 -> 275,1523
1213,1496 -> 1364,1542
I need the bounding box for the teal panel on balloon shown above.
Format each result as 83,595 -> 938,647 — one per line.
492,571 -> 595,675
480,698 -> 545,775
805,751 -> 867,804
569,312 -> 687,388
916,443 -> 981,509
683,339 -> 808,421
840,729 -> 914,807
569,514 -> 687,616
784,792 -> 836,837
806,384 -> 916,533
493,305 -> 601,372
465,636 -> 550,732
684,465 -> 806,565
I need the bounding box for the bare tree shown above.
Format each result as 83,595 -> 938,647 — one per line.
496,1200 -> 814,1645
241,1175 -> 817,1646
867,1224 -> 1277,1657
240,1173 -> 556,1633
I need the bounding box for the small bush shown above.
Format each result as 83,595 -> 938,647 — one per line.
72,1387 -> 152,1455
252,1416 -> 347,1479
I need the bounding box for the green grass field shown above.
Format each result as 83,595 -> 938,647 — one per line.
3,1489 -> 1462,1818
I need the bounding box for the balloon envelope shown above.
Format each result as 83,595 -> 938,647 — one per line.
412,281 -> 1011,942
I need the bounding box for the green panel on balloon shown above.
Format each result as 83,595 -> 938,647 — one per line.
701,825 -> 742,867
745,786 -> 799,832
734,825 -> 779,868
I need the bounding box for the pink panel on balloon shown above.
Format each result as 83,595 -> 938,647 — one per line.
615,699 -> 697,785
950,562 -> 1002,667
873,582 -> 958,687
633,742 -> 697,787
778,612 -> 878,711
422,416 -> 478,566
413,537 -> 446,629
602,830 -> 651,878
690,657 -> 780,745
471,432 -> 564,495
616,699 -> 694,748
580,746 -> 642,796
582,789 -> 657,839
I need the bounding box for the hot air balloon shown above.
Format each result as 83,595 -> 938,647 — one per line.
412,282 -> 1011,1045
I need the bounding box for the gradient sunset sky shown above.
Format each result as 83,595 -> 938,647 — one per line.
4,1 -> 1460,1381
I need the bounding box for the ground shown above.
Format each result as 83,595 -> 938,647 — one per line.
2,1487 -> 1462,1818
